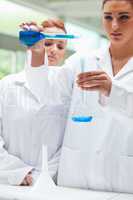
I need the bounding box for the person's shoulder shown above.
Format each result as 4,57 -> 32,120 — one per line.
62,51 -> 94,74
64,52 -> 80,64
65,44 -> 109,62
64,50 -> 98,64
0,71 -> 24,89
61,45 -> 109,72
1,73 -> 17,84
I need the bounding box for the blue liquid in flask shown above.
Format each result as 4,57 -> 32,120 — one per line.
72,116 -> 93,122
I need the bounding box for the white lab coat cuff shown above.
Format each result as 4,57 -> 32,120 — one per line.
99,80 -> 122,107
99,93 -> 109,107
8,166 -> 33,185
31,169 -> 41,185
106,80 -> 126,110
99,80 -> 133,117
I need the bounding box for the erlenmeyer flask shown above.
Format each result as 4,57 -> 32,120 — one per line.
71,58 -> 93,123
71,56 -> 102,123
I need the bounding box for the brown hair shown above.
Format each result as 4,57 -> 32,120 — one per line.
102,0 -> 133,8
41,18 -> 67,33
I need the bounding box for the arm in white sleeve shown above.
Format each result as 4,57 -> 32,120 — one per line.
53,53 -> 82,104
99,79 -> 133,118
0,82 -> 33,185
47,104 -> 69,183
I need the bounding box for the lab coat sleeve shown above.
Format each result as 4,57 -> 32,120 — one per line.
99,79 -> 133,117
54,53 -> 82,104
48,55 -> 82,183
0,81 -> 33,185
54,66 -> 73,105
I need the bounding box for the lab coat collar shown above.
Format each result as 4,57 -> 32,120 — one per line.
114,57 -> 133,80
14,71 -> 27,85
94,45 -> 114,78
14,71 -> 41,103
95,45 -> 133,80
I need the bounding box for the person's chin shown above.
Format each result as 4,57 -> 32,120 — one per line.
49,61 -> 57,66
110,38 -> 125,46
48,57 -> 57,65
110,32 -> 122,42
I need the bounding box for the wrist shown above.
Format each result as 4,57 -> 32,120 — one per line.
31,51 -> 45,67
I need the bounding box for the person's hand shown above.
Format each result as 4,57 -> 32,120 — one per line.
19,21 -> 43,32
19,22 -> 45,67
20,171 -> 33,186
19,21 -> 45,52
77,70 -> 112,96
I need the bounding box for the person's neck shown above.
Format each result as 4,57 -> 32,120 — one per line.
110,43 -> 133,60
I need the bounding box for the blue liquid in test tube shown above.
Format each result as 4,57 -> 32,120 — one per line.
19,30 -> 78,47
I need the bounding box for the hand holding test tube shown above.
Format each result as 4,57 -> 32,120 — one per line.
77,58 -> 112,97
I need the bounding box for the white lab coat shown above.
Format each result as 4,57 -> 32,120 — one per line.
0,65 -> 69,185
57,46 -> 133,193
